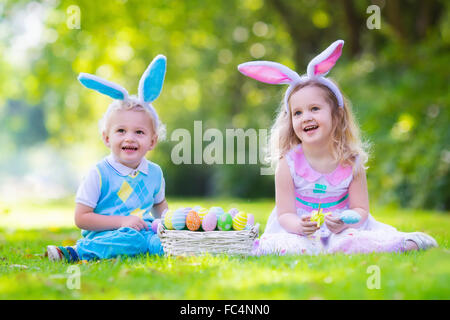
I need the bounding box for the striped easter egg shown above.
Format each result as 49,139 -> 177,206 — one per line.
228,208 -> 239,218
209,206 -> 225,219
186,210 -> 201,231
232,211 -> 247,231
172,209 -> 187,230
197,207 -> 208,221
163,210 -> 174,230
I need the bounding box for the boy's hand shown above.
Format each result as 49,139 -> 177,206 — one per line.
299,215 -> 320,236
120,215 -> 149,231
325,215 -> 346,234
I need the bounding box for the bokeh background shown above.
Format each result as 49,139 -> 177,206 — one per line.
0,0 -> 449,211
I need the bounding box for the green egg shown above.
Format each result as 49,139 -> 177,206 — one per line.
217,212 -> 233,231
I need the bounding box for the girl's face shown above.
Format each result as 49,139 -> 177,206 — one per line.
103,109 -> 157,169
289,85 -> 334,147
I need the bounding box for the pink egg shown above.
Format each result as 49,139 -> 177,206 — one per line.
151,219 -> 161,233
202,212 -> 217,231
247,213 -> 254,226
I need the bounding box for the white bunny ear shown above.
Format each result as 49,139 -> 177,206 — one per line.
238,61 -> 300,85
138,55 -> 167,103
307,40 -> 344,77
78,73 -> 129,100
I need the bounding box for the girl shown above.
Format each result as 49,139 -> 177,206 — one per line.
238,40 -> 438,255
46,55 -> 168,262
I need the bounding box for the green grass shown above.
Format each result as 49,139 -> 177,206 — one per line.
0,197 -> 449,299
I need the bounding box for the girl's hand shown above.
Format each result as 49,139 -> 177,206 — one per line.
299,215 -> 320,236
325,215 -> 347,234
120,215 -> 149,231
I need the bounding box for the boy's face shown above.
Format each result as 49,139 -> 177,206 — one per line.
103,109 -> 157,169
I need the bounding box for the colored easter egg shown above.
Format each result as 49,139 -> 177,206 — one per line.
209,206 -> 225,219
186,210 -> 202,231
340,210 -> 361,224
202,212 -> 217,231
247,213 -> 255,226
151,219 -> 161,233
197,207 -> 208,221
164,210 -> 174,230
232,211 -> 248,231
228,208 -> 239,218
217,212 -> 233,231
172,208 -> 187,230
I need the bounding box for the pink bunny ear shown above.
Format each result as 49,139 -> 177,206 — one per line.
238,61 -> 300,85
307,40 -> 344,77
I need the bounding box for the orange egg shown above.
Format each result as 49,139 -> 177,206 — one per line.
186,210 -> 201,231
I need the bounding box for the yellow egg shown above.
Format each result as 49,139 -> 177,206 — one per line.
197,207 -> 208,222
164,210 -> 174,230
232,211 -> 248,231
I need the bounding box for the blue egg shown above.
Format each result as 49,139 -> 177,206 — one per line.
340,210 -> 361,224
172,209 -> 187,230
209,206 -> 225,219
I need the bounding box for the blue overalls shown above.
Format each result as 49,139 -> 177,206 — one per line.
76,159 -> 164,260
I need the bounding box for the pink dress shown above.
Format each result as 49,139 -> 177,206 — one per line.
254,145 -> 407,255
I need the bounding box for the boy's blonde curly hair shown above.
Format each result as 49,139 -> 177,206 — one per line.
98,95 -> 166,141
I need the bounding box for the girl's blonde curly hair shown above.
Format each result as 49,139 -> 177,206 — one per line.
267,80 -> 370,177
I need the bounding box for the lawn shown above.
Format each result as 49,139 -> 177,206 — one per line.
0,197 -> 449,299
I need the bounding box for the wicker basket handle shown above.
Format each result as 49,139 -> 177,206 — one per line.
250,223 -> 260,239
157,221 -> 166,237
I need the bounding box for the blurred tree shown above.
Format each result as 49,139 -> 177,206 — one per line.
0,0 -> 448,209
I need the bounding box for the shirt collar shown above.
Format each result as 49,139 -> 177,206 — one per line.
292,145 -> 352,186
106,154 -> 148,176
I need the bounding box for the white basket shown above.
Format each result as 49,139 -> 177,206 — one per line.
157,223 -> 259,256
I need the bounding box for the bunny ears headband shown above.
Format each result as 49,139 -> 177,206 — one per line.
78,55 -> 167,128
238,40 -> 344,112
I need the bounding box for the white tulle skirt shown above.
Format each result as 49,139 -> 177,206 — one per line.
254,207 -> 408,255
